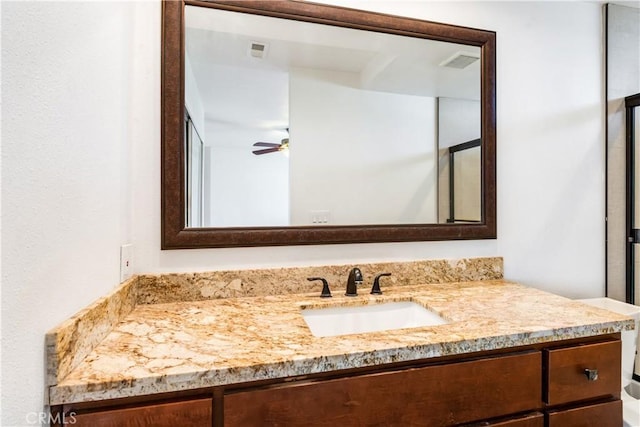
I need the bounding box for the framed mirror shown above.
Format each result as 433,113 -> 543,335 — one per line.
162,0 -> 496,248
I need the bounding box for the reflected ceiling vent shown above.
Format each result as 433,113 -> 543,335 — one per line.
439,51 -> 480,69
248,41 -> 268,59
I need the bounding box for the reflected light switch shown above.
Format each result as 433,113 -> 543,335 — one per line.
310,210 -> 330,224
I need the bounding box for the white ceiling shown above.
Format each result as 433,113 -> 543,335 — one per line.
185,4 -> 481,131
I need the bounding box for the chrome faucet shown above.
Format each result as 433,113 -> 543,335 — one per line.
345,267 -> 363,296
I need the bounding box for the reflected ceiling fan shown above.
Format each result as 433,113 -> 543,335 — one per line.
252,129 -> 289,155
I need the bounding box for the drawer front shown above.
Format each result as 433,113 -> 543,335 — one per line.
462,412 -> 544,427
547,399 -> 622,427
70,397 -> 212,427
544,339 -> 621,405
224,352 -> 541,427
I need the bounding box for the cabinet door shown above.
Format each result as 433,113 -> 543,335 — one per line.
70,397 -> 212,427
547,399 -> 622,427
224,352 -> 541,427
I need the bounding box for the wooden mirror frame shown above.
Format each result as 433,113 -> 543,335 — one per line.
161,0 -> 496,249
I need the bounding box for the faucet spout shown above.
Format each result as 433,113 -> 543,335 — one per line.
345,267 -> 363,296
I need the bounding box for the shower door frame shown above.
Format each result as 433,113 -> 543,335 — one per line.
625,93 -> 640,305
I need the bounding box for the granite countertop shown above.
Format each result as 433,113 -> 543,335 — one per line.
49,279 -> 634,405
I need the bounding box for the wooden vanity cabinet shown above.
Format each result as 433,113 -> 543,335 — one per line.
55,396 -> 213,427
546,400 -> 622,427
543,339 -> 621,406
542,339 -> 622,427
461,412 -> 544,427
51,336 -> 622,427
224,352 -> 542,427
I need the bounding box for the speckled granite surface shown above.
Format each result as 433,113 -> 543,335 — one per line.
135,257 -> 504,304
48,279 -> 634,405
45,277 -> 138,386
46,257 -> 503,387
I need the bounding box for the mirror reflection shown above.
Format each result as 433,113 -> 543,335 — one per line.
444,140 -> 481,223
184,5 -> 481,228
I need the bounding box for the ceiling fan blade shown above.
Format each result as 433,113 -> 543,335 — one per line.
252,147 -> 281,155
253,142 -> 280,148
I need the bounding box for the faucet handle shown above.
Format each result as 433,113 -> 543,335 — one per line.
308,277 -> 332,298
371,273 -> 391,295
353,267 -> 363,283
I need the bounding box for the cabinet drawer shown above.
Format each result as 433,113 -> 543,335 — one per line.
224,352 -> 541,426
544,339 -> 620,405
71,397 -> 212,427
462,412 -> 544,426
547,399 -> 622,427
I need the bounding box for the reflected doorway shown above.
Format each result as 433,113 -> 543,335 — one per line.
625,93 -> 640,304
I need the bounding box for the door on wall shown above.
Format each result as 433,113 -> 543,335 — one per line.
626,93 -> 640,305
185,111 -> 205,228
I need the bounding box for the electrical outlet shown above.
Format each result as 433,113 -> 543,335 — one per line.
120,244 -> 134,283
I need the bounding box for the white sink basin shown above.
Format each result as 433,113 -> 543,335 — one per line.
301,301 -> 448,337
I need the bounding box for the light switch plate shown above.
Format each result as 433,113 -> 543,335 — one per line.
120,244 -> 134,283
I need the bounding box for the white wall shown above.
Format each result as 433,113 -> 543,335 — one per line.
184,54 -> 206,138
137,1 -> 603,297
289,68 -> 437,225
1,1 -> 605,425
438,98 -> 481,149
2,1 -> 143,425
205,120 -> 290,227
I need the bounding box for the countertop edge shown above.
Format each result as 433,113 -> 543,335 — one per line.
48,319 -> 631,406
